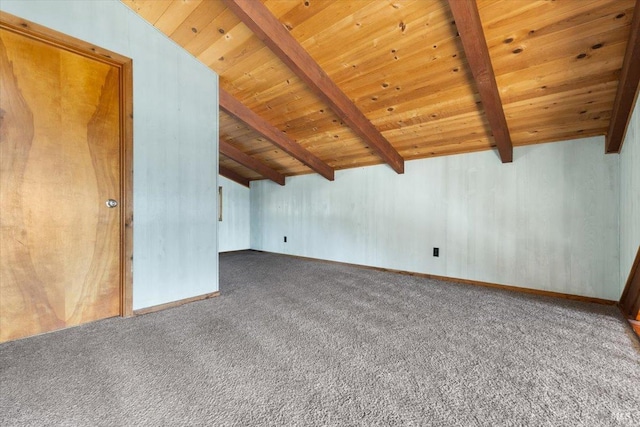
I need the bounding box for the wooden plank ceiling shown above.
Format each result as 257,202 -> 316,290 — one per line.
123,0 -> 638,186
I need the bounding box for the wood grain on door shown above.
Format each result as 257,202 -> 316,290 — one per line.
1,28 -> 121,342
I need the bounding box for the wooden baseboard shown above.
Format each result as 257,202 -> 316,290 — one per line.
254,250 -> 616,306
421,273 -> 616,306
133,291 -> 220,316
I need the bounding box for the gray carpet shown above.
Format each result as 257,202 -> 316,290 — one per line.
1,251 -> 639,426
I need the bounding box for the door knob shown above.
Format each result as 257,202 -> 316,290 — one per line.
106,199 -> 118,208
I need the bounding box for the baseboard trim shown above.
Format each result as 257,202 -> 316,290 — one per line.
255,250 -> 616,306
134,291 -> 220,316
421,273 -> 616,306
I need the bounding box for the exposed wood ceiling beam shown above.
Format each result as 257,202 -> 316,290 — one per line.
448,0 -> 513,163
219,88 -> 334,181
219,165 -> 250,188
222,0 -> 405,174
220,139 -> 285,186
606,0 -> 640,154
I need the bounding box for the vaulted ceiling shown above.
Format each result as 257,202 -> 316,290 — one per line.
123,0 -> 640,187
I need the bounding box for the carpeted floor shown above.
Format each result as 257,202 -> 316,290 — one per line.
1,250 -> 639,426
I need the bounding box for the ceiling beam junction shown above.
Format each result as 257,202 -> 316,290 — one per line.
448,0 -> 513,163
219,165 -> 251,188
219,88 -> 334,181
220,139 -> 286,186
606,0 -> 640,153
222,0 -> 404,174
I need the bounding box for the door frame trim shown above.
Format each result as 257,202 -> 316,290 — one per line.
1,11 -> 134,317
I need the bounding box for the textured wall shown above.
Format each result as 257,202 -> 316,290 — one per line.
218,176 -> 250,252
252,137 -> 620,300
620,96 -> 640,294
1,0 -> 220,309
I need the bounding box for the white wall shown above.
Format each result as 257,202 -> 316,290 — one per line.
252,137 -> 620,300
1,0 -> 220,310
620,96 -> 640,293
218,176 -> 250,252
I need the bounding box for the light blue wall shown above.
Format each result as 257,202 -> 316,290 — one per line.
252,137 -> 620,300
218,176 -> 250,252
620,96 -> 640,293
1,0 -> 220,310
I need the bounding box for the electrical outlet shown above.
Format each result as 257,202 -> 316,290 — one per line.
433,247 -> 439,257
284,236 -> 287,243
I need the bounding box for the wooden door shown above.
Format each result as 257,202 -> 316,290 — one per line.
0,27 -> 122,342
